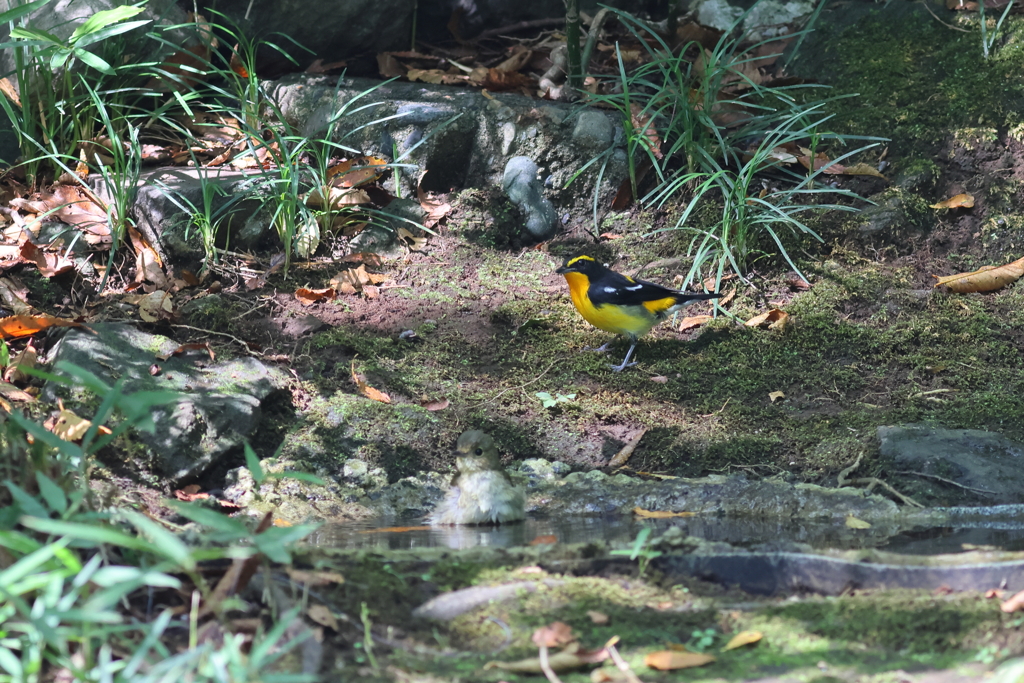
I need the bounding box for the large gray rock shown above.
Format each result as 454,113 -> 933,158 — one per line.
42,323 -> 289,482
879,425 -> 1024,505
267,75 -> 626,212
132,167 -> 267,267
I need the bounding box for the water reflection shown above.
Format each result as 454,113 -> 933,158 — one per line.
309,513 -> 1024,555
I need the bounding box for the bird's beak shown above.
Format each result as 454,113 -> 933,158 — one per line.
556,265 -> 572,274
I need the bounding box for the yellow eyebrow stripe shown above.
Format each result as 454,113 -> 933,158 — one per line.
566,255 -> 595,267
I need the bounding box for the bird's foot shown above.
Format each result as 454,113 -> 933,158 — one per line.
609,360 -> 638,372
583,342 -> 614,353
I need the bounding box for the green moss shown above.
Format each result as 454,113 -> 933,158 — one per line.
795,6 -> 1024,157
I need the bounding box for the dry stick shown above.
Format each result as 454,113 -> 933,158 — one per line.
474,359 -> 558,406
838,450 -> 924,508
537,645 -> 564,683
921,0 -> 971,31
474,18 -> 565,41
895,470 -> 995,495
606,641 -> 644,683
170,324 -> 266,356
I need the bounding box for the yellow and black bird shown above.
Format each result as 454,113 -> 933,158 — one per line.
556,254 -> 721,372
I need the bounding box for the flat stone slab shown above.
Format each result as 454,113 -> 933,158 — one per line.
879,425 -> 1024,505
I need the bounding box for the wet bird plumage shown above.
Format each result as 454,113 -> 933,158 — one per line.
427,430 -> 525,525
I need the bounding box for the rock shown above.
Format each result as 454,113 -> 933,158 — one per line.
266,75 -> 625,210
879,425 -> 1024,505
349,197 -> 426,258
858,193 -> 905,236
692,0 -> 815,37
518,458 -> 571,479
133,167 -> 266,267
571,110 -> 614,151
41,323 -> 288,482
502,156 -> 557,239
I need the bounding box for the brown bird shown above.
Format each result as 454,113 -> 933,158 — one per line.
427,430 -> 525,525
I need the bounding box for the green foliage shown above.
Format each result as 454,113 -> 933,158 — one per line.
577,6 -> 882,289
0,365 -> 320,682
610,526 -> 663,577
535,391 -> 576,408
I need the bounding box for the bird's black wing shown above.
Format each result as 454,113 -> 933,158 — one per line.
588,271 -> 688,307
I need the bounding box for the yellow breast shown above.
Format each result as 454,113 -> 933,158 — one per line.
563,272 -> 660,337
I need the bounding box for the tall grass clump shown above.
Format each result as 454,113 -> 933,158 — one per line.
581,6 -> 884,290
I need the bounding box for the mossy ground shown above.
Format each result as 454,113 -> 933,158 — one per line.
162,4 -> 1024,679
305,550 -> 1018,682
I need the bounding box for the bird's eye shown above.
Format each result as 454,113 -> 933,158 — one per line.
475,448 -> 483,455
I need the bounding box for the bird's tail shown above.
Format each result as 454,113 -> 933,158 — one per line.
674,291 -> 722,305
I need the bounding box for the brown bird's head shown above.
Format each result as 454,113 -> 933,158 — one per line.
454,430 -> 502,475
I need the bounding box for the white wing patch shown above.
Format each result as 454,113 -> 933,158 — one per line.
604,286 -> 618,294
625,284 -> 643,291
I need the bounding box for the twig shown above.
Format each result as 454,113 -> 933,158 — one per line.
845,476 -> 924,508
474,359 -> 558,406
474,18 -> 565,41
836,450 -> 864,487
537,645 -> 563,683
170,324 -> 266,356
921,0 -> 971,31
838,451 -> 923,507
486,616 -> 514,653
895,470 -> 994,495
606,639 -> 643,683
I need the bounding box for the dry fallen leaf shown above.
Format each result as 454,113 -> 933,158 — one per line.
128,226 -> 167,288
929,193 -> 974,210
20,242 -> 74,278
745,308 -> 789,329
306,604 -> 338,631
633,507 -> 695,518
4,341 -> 36,384
137,290 -> 175,322
398,227 -> 427,251
644,650 -> 716,670
587,610 -> 609,625
768,390 -> 785,403
295,287 -> 335,306
932,256 -> 1024,293
10,184 -> 111,247
722,630 -> 762,651
0,314 -> 81,339
1001,589 -> 1024,613
845,514 -> 872,529
48,406 -> 112,442
679,314 -> 714,331
0,382 -> 35,402
350,360 -> 390,403
533,622 -> 576,648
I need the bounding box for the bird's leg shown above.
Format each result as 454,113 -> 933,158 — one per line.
610,342 -> 638,372
583,339 -> 615,353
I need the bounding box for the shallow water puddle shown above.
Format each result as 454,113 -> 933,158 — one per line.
311,511 -> 1024,555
